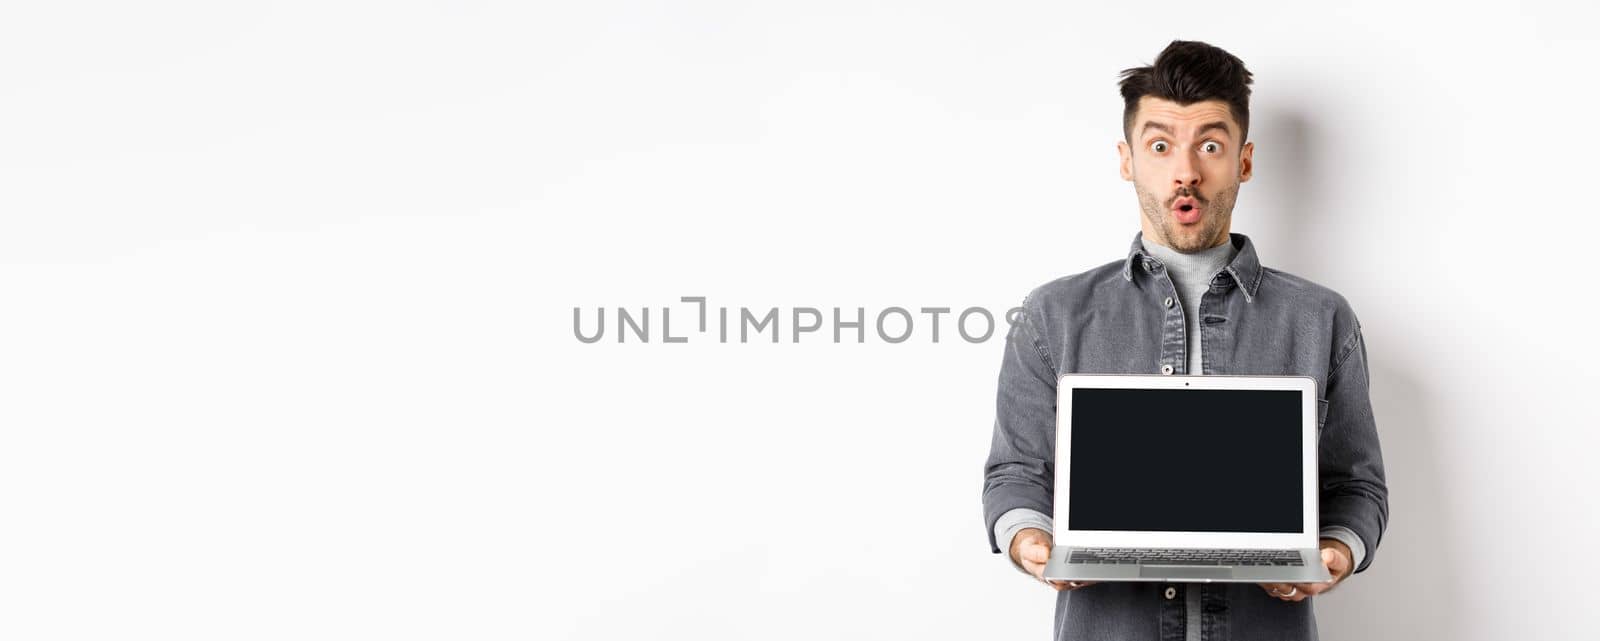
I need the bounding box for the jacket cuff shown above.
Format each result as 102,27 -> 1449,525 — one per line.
1321,493 -> 1385,573
983,481 -> 1053,553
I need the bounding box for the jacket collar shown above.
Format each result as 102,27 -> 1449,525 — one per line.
1121,231 -> 1264,303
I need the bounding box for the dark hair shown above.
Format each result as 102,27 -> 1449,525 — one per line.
1118,40 -> 1254,144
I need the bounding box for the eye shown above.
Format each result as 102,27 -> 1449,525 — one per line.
1202,141 -> 1222,153
1150,140 -> 1168,153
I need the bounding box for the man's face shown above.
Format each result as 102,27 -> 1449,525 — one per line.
1117,96 -> 1254,253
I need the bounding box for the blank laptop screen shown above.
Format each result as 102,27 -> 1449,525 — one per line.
1068,387 -> 1302,533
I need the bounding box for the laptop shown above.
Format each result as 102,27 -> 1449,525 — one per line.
1042,373 -> 1332,583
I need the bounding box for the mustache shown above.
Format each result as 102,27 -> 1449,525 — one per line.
1168,189 -> 1206,207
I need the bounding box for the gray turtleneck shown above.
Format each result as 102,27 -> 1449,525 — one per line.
994,232 -> 1367,630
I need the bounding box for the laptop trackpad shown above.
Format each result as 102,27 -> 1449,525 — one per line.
1140,566 -> 1233,580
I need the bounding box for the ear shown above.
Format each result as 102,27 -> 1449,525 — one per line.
1117,140 -> 1133,181
1238,141 -> 1254,183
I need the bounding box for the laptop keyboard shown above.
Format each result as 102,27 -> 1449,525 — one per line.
1068,547 -> 1304,566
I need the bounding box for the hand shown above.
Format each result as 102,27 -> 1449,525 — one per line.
1257,538 -> 1353,603
1010,527 -> 1098,592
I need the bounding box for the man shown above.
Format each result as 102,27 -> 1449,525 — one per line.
981,40 -> 1389,641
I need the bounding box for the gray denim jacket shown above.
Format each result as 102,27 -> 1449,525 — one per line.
981,231 -> 1389,641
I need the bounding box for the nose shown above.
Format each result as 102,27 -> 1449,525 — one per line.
1173,150 -> 1201,189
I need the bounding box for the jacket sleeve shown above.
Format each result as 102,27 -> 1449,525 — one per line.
1317,320 -> 1390,574
981,294 -> 1059,554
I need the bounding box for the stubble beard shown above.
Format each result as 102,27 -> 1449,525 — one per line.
1136,180 -> 1238,253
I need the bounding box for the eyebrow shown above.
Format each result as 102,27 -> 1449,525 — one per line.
1140,120 -> 1233,141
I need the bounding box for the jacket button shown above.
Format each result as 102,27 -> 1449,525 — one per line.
1165,586 -> 1177,599
1161,364 -> 1174,375
1163,296 -> 1174,308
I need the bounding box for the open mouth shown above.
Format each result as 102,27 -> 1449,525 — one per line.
1171,198 -> 1201,223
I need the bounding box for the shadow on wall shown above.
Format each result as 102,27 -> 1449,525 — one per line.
1257,107 -> 1464,639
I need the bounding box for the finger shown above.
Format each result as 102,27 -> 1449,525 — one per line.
1271,583 -> 1309,602
1295,581 -> 1329,597
1021,544 -> 1051,564
1263,582 -> 1302,600
1314,549 -> 1345,582
1321,549 -> 1344,578
1323,547 -> 1352,579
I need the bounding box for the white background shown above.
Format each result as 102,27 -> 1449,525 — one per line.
2,1 -> 1596,639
